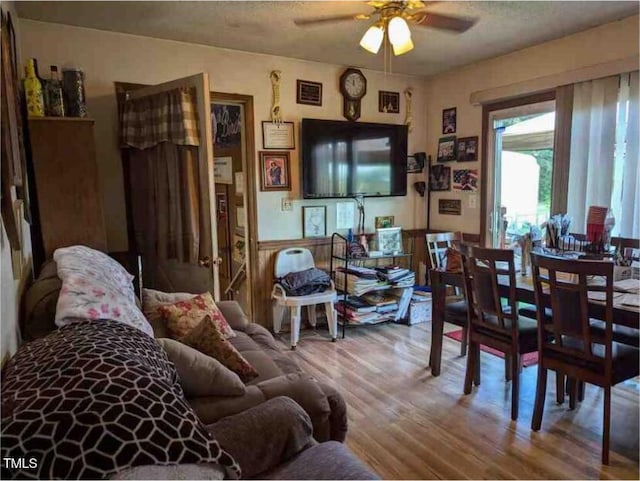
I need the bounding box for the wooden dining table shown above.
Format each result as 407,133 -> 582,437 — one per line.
429,269 -> 640,376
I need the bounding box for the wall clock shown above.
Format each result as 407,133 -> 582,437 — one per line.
339,68 -> 367,121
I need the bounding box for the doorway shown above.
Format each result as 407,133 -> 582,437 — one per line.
484,97 -> 556,248
211,94 -> 255,316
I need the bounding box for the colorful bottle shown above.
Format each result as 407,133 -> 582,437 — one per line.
45,65 -> 65,116
24,58 -> 45,117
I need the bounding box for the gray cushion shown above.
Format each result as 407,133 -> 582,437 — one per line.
157,338 -> 246,397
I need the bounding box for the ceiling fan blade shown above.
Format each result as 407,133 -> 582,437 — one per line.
413,12 -> 476,32
294,14 -> 368,27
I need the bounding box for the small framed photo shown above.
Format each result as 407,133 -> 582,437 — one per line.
437,136 -> 457,162
262,121 -> 295,149
375,215 -> 395,229
457,136 -> 478,162
303,206 -> 327,238
259,151 -> 291,191
376,227 -> 403,254
379,91 -> 400,113
297,80 -> 322,106
453,169 -> 479,192
429,164 -> 451,191
407,155 -> 424,173
439,199 -> 462,216
442,107 -> 456,134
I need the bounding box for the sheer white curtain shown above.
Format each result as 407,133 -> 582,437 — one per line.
567,72 -> 639,238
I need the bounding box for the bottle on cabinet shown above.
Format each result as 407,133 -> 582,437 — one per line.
44,65 -> 65,117
24,58 -> 45,117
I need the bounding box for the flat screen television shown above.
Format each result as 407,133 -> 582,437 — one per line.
301,119 -> 408,198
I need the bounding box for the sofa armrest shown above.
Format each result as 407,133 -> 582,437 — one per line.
255,373 -> 332,442
190,373 -> 338,442
206,397 -> 315,479
217,300 -> 250,331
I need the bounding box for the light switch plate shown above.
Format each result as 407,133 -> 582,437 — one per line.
468,194 -> 477,209
281,198 -> 293,211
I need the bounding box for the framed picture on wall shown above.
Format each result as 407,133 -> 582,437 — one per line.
259,151 -> 291,191
442,107 -> 457,134
296,80 -> 322,106
439,199 -> 462,215
429,164 -> 451,191
303,206 -> 327,238
262,121 -> 295,149
378,91 -> 400,113
437,136 -> 457,162
456,136 -> 478,162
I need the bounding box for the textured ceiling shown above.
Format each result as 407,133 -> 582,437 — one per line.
16,1 -> 639,77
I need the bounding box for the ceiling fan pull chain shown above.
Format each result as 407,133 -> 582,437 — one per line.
404,88 -> 413,133
270,70 -> 283,124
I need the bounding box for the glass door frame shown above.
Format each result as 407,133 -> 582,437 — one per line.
480,91 -> 556,247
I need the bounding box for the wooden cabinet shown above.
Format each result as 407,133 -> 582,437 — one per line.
28,117 -> 106,260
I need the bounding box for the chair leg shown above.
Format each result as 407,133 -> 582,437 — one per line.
464,341 -> 477,395
272,303 -> 285,334
568,378 -> 577,410
577,381 -> 585,402
324,302 -> 337,342
511,353 -> 520,421
505,354 -> 512,382
290,306 -> 301,350
306,305 -> 317,328
556,371 -> 564,404
460,326 -> 468,357
473,345 -> 481,386
531,365 -> 547,431
602,386 -> 611,465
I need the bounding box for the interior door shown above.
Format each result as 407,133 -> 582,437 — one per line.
127,73 -> 221,300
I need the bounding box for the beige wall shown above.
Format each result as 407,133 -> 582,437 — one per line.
1,1 -> 32,362
425,14 -> 639,235
19,20 -> 429,249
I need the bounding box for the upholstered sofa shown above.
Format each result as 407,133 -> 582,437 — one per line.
23,260 -> 348,443
2,319 -> 376,479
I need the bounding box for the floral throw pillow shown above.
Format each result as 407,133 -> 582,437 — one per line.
54,245 -> 135,299
54,246 -> 151,337
181,316 -> 258,383
159,292 -> 236,340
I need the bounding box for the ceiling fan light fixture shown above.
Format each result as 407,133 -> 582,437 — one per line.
359,23 -> 384,54
387,16 -> 411,46
392,36 -> 414,56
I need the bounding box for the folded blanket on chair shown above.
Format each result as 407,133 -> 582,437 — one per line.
277,268 -> 332,296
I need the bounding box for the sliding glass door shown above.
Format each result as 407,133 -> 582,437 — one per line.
485,100 -> 556,248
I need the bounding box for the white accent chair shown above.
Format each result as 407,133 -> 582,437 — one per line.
271,248 -> 338,349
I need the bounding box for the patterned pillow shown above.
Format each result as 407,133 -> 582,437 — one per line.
0,321 -> 240,480
55,271 -> 154,337
159,292 -> 235,340
54,245 -> 135,299
181,316 -> 258,383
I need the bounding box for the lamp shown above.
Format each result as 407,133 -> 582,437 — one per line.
360,15 -> 415,57
359,23 -> 384,54
388,16 -> 414,56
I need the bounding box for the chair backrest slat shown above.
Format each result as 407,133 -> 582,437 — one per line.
464,247 -> 518,335
530,252 -> 614,368
425,232 -> 461,270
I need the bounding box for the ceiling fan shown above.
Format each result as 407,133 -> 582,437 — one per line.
294,1 -> 476,56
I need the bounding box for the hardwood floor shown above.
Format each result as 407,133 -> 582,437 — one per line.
274,321 -> 639,480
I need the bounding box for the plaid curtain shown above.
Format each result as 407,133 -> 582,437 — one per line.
121,87 -> 200,149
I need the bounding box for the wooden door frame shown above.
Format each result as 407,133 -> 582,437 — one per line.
210,92 -> 258,320
480,90 -> 556,246
115,83 -> 258,319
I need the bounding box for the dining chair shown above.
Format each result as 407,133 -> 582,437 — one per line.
530,252 -> 639,464
462,247 -> 539,421
425,232 -> 468,357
